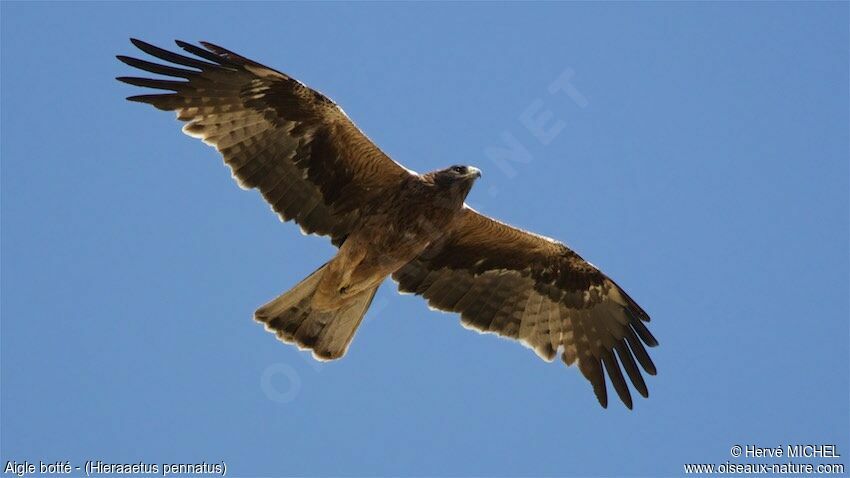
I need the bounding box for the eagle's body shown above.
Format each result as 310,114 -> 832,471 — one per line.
311,169 -> 475,312
118,39 -> 659,409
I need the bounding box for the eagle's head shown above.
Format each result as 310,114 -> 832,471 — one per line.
431,165 -> 482,187
423,165 -> 482,209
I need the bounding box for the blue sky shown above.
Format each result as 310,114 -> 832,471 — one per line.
2,3 -> 848,477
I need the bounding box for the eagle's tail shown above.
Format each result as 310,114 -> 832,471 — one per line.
254,263 -> 378,361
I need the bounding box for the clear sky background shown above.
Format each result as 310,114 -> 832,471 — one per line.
2,3 -> 848,477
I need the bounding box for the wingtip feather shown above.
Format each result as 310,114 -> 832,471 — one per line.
130,37 -> 150,49
597,391 -> 608,409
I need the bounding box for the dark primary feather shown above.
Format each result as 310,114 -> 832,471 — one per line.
117,39 -> 412,246
393,207 -> 658,409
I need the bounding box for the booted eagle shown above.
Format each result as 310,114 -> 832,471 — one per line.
117,39 -> 658,409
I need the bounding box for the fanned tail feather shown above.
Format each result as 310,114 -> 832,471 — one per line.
255,263 -> 378,361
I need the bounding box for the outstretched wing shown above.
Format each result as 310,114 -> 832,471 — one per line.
392,207 -> 658,409
117,39 -> 412,246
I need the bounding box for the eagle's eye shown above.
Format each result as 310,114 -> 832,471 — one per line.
451,166 -> 466,174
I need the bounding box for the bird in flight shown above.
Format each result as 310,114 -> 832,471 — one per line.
117,39 -> 658,409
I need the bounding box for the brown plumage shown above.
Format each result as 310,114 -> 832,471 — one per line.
117,39 -> 658,409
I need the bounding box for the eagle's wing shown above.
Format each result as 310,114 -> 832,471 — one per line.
117,39 -> 413,246
392,207 -> 658,409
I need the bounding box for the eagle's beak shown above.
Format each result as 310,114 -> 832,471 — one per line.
467,167 -> 482,179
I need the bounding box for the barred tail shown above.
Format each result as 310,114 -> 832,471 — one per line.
254,264 -> 378,361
